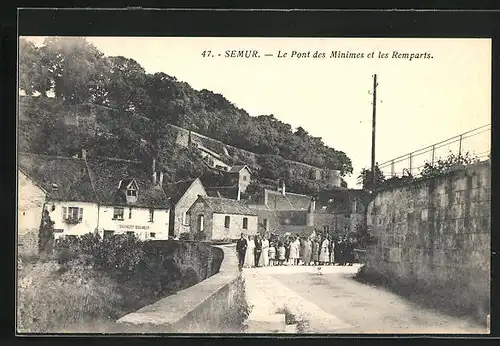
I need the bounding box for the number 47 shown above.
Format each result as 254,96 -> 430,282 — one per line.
201,50 -> 212,57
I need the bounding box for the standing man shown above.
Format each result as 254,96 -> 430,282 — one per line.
236,233 -> 248,271
254,234 -> 263,267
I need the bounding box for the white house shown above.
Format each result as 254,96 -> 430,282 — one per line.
18,152 -> 172,241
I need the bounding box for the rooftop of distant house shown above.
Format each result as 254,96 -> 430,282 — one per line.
18,152 -> 171,209
192,195 -> 258,216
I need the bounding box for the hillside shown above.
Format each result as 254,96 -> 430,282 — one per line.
18,37 -> 353,193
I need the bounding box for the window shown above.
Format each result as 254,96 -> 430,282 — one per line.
225,216 -> 231,228
129,207 -> 132,219
126,189 -> 137,197
198,214 -> 204,232
103,230 -> 114,239
113,207 -> 124,220
323,225 -> 330,232
63,207 -> 83,223
150,232 -> 156,238
243,217 -> 248,229
183,211 -> 190,225
242,175 -> 247,181
149,208 -> 154,222
264,218 -> 269,231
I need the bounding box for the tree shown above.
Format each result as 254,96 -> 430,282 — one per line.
41,37 -> 106,104
358,165 -> 385,191
19,38 -> 52,96
105,56 -> 150,111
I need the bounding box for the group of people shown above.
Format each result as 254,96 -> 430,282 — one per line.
236,232 -> 356,270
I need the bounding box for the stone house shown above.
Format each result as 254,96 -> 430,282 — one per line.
187,195 -> 258,241
162,178 -> 207,239
227,165 -> 252,193
246,181 -> 368,239
18,152 -> 172,242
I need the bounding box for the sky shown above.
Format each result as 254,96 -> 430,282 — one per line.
23,37 -> 491,188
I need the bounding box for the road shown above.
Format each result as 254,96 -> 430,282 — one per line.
243,264 -> 486,334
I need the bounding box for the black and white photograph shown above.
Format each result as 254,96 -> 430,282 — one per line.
16,34 -> 491,334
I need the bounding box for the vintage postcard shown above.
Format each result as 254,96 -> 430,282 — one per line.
17,35 -> 491,334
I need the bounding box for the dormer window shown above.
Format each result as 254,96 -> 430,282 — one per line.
119,179 -> 139,204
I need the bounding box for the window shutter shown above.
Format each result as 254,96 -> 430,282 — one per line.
62,207 -> 67,220
79,208 -> 83,221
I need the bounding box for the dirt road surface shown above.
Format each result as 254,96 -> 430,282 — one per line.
244,264 -> 486,334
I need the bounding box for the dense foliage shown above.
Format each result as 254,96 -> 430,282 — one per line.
358,151 -> 484,191
19,37 -> 353,178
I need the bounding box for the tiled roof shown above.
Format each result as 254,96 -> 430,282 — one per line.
274,225 -> 317,237
86,156 -> 170,209
265,190 -> 294,210
285,192 -> 313,210
18,153 -> 97,202
200,196 -> 257,216
228,165 -> 250,173
264,189 -> 313,211
205,186 -> 239,200
19,152 -> 171,209
162,178 -> 198,206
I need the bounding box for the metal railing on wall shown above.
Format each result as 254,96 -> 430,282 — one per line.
378,124 -> 491,179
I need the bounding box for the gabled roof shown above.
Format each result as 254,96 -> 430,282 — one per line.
119,179 -> 138,190
86,156 -> 170,209
162,178 -> 204,206
18,152 -> 97,202
192,195 -> 257,216
18,152 -> 171,209
228,165 -> 251,174
205,186 -> 239,200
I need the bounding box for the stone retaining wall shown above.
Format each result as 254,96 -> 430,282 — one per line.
117,244 -> 243,333
364,161 -> 490,320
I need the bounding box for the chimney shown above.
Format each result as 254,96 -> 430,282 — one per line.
263,189 -> 268,206
152,158 -> 156,185
306,197 -> 315,226
281,180 -> 286,196
310,197 -> 316,212
159,171 -> 164,186
237,185 -> 241,201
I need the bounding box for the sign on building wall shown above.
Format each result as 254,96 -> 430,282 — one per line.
118,224 -> 150,230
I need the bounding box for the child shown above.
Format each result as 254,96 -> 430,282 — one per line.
278,241 -> 286,266
268,242 -> 276,266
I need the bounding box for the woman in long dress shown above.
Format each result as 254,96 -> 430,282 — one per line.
329,237 -> 335,265
244,235 -> 255,268
259,236 -> 269,267
289,237 -> 298,265
312,238 -> 320,265
300,237 -> 308,266
305,238 -> 312,265
319,237 -> 330,265
293,237 -> 301,265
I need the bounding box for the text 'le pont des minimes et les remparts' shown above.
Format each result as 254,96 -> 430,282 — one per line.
201,49 -> 433,62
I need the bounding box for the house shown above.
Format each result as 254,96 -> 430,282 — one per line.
246,180 -> 368,239
227,165 -> 252,193
18,152 -> 171,241
162,178 -> 207,239
196,144 -> 231,171
18,170 -> 47,253
187,195 -> 258,240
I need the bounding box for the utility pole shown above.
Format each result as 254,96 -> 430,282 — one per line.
371,74 -> 377,187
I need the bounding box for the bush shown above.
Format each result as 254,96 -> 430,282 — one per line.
193,231 -> 207,241
17,259 -> 123,333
